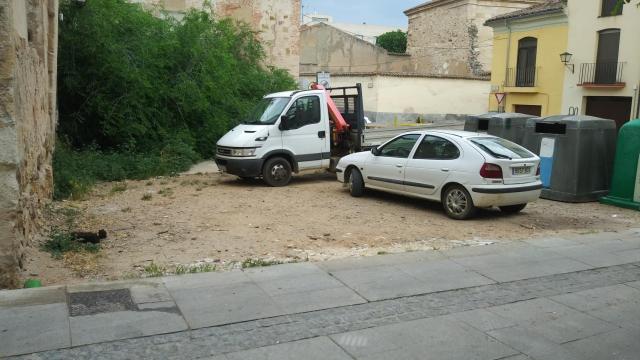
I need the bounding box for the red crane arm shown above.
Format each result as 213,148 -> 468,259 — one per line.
310,82 -> 350,134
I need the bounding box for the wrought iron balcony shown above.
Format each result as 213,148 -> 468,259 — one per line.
578,62 -> 626,88
505,66 -> 538,88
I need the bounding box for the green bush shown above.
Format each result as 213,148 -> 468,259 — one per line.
376,30 -> 407,53
54,0 -> 297,199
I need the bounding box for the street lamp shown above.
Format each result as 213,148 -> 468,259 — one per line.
560,52 -> 574,73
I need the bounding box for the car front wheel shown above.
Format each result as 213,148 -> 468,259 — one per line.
499,204 -> 527,214
348,169 -> 365,197
442,185 -> 477,220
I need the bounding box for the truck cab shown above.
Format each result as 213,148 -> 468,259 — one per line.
215,85 -> 364,186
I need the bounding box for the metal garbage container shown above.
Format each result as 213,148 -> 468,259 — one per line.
464,113 -> 493,132
600,119 -> 640,210
522,115 -> 617,202
487,113 -> 536,145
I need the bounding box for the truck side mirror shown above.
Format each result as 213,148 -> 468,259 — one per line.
279,115 -> 288,131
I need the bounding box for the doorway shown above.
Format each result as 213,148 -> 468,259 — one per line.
585,96 -> 632,129
514,104 -> 542,117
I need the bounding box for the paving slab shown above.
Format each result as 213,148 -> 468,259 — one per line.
0,286 -> 66,309
317,251 -> 445,272
170,280 -> 283,329
393,259 -> 495,291
561,328 -> 640,360
547,243 -> 640,268
0,303 -> 71,357
487,325 -> 583,360
447,308 -> 517,332
218,336 -> 353,360
332,315 -> 519,360
486,298 -> 617,344
169,264 -> 364,329
522,237 -> 582,248
70,308 -> 188,346
550,284 -> 640,312
626,280 -> 640,289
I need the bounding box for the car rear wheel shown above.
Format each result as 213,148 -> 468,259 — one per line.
262,157 -> 292,187
499,204 -> 527,214
348,169 -> 365,197
442,185 -> 477,220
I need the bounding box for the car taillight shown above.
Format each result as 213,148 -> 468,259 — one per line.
480,163 -> 503,179
536,164 -> 540,176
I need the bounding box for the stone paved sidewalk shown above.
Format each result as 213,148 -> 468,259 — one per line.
2,229 -> 640,359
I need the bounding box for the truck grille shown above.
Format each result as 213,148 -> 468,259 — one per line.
217,147 -> 232,156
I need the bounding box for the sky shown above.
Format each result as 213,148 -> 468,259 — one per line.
301,0 -> 427,28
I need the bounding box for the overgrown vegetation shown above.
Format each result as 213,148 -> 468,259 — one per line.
376,30 -> 407,53
54,0 -> 296,199
241,258 -> 283,269
41,207 -> 100,259
142,262 -> 216,277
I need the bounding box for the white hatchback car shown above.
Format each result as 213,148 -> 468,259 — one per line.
336,130 -> 542,220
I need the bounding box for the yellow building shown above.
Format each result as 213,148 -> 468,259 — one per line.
485,0 -> 567,117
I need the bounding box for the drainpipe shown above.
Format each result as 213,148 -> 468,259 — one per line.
504,19 -> 512,112
635,82 -> 640,119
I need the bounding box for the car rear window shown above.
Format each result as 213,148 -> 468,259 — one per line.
470,137 -> 534,160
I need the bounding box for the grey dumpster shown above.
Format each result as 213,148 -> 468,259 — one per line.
522,115 -> 617,202
464,113 -> 493,132
487,113 -> 536,145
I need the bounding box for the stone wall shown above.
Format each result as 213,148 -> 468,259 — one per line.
0,0 -> 58,289
405,0 -> 544,77
300,22 -> 412,75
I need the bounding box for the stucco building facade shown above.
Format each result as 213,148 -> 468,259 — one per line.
0,0 -> 59,288
561,0 -> 640,128
404,0 -> 545,77
485,0 -> 567,116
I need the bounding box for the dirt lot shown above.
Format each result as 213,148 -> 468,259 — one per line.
25,170 -> 640,285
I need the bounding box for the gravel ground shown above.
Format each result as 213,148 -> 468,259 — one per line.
24,170 -> 640,285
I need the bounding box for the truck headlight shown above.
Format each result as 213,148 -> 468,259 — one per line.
231,148 -> 258,157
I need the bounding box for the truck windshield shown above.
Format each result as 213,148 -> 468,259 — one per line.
242,97 -> 290,125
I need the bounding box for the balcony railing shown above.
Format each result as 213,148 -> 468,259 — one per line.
578,62 -> 625,86
505,67 -> 538,87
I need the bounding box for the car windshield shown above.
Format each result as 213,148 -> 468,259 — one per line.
470,137 -> 534,160
242,97 -> 290,125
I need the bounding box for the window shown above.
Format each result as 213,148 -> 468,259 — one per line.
378,134 -> 420,158
470,137 -> 534,160
595,29 -> 621,84
601,0 -> 623,17
283,96 -> 321,129
413,136 -> 460,160
516,37 -> 537,87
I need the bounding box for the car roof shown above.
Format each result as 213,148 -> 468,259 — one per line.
402,129 -> 497,139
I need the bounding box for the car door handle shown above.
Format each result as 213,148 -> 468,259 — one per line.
318,131 -> 326,139
441,168 -> 450,172
396,164 -> 404,168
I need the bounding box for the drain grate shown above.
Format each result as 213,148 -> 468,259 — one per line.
69,288 -> 137,317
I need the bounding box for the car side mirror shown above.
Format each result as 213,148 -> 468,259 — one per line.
371,147 -> 380,156
278,115 -> 288,131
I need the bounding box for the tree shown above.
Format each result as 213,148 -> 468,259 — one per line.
376,30 -> 407,54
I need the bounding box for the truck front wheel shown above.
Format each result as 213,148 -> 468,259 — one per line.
263,157 -> 292,187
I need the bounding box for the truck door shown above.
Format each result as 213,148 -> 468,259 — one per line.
281,95 -> 329,170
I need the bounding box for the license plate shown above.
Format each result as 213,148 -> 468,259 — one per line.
512,166 -> 530,175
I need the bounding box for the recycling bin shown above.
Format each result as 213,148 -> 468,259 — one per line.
486,113 -> 536,145
522,115 -> 617,202
464,113 -> 493,132
600,119 -> 640,210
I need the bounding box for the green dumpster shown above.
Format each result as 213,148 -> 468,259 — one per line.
600,119 -> 640,210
